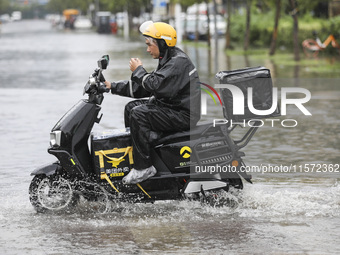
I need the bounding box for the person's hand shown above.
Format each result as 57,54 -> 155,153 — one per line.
104,81 -> 111,89
129,58 -> 142,72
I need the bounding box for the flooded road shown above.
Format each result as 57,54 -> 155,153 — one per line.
0,20 -> 339,254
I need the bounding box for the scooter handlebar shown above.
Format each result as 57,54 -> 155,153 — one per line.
83,55 -> 111,102
98,83 -> 110,93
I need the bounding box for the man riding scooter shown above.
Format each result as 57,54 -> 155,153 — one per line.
103,21 -> 201,184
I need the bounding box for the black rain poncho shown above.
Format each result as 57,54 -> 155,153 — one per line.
110,46 -> 201,169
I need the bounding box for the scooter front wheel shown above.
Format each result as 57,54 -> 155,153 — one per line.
29,175 -> 79,213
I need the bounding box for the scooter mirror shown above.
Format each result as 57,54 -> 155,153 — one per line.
97,55 -> 109,70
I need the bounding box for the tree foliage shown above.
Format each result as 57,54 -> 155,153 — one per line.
0,0 -> 11,14
269,0 -> 281,55
46,0 -> 150,16
175,0 -> 200,11
47,0 -> 93,14
248,0 -> 332,17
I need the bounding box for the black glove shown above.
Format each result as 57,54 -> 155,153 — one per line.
98,84 -> 110,93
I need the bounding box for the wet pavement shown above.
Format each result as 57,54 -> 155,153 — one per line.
0,20 -> 339,254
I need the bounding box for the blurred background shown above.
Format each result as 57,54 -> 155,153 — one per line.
1,0 -> 340,56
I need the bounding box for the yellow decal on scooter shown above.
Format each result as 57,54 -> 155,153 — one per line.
108,158 -> 125,168
70,158 -> 76,165
95,146 -> 133,168
110,172 -> 124,177
180,146 -> 192,158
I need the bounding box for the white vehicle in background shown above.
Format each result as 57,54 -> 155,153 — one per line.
115,12 -> 126,28
184,14 -> 226,40
74,16 -> 92,30
1,14 -> 11,23
11,11 -> 22,21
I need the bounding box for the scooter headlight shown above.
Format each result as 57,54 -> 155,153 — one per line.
50,130 -> 62,148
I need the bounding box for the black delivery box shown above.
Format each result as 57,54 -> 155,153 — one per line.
216,66 -> 280,122
91,128 -> 133,180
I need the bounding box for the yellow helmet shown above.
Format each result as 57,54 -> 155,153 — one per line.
139,21 -> 177,47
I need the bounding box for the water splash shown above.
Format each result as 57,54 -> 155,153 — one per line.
236,182 -> 340,218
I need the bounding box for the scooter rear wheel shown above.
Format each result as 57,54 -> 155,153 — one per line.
29,175 -> 79,213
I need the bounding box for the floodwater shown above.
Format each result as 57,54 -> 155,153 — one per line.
0,20 -> 339,254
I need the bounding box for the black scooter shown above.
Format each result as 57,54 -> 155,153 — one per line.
29,55 -> 278,213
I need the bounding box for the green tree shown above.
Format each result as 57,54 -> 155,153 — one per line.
47,0 -> 148,16
176,0 -> 198,10
244,0 -> 252,51
224,0 -> 231,49
290,0 -> 299,61
297,0 -> 331,16
47,0 -> 93,14
101,0 -> 150,16
0,0 -> 10,14
269,0 -> 281,55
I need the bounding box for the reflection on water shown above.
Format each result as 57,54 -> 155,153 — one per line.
0,20 -> 339,254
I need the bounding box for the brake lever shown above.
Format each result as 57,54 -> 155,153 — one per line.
92,68 -> 100,77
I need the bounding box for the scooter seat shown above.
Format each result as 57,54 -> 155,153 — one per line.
155,121 -> 215,145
